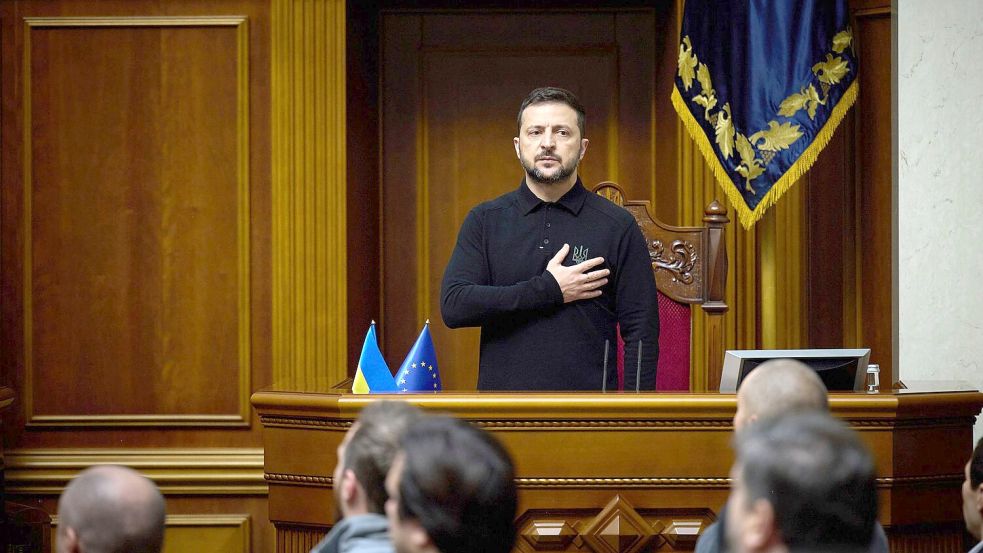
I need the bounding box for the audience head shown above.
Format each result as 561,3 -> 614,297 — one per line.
962,436 -> 983,540
725,412 -> 877,553
57,465 -> 166,553
385,415 -> 517,553
733,358 -> 829,431
334,400 -> 424,518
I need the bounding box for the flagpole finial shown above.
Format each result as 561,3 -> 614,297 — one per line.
425,319 -> 430,325
371,320 -> 376,325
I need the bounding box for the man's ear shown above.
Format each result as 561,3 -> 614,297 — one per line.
407,519 -> 434,551
341,468 -> 360,504
514,137 -> 521,159
974,482 -> 983,513
59,526 -> 80,553
744,498 -> 778,550
579,138 -> 589,160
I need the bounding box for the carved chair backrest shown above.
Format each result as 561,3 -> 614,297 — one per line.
593,182 -> 729,390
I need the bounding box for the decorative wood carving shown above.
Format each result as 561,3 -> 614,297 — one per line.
592,181 -> 728,310
580,496 -> 662,553
650,240 -> 698,285
520,521 -> 577,550
661,520 -> 705,550
592,182 -> 729,390
515,500 -> 715,553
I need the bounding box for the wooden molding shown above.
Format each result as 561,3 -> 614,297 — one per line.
5,449 -> 266,495
271,0 -> 349,388
52,514 -> 252,553
20,16 -> 252,428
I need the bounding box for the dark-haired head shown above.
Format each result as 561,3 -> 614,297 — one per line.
962,436 -> 983,540
726,412 -> 877,553
517,86 -> 586,137
336,400 -> 424,516
386,415 -> 517,553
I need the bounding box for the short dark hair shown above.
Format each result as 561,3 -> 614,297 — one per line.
344,400 -> 424,513
397,416 -> 517,553
734,412 -> 877,551
971,436 -> 983,489
517,86 -> 586,137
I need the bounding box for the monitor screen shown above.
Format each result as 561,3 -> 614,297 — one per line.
719,349 -> 871,392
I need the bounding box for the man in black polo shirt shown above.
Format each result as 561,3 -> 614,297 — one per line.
440,86 -> 659,391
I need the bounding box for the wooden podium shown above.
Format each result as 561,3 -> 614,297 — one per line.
252,386 -> 983,553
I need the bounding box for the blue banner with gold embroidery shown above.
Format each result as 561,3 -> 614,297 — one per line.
672,0 -> 858,229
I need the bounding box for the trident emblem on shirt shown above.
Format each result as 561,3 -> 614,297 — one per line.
572,245 -> 590,264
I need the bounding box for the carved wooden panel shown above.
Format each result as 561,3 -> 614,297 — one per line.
19,17 -> 251,427
52,514 -> 252,553
515,496 -> 713,553
275,524 -> 325,553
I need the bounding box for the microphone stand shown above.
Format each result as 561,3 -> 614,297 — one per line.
602,339 -> 609,393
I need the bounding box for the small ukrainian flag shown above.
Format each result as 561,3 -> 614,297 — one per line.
352,322 -> 397,394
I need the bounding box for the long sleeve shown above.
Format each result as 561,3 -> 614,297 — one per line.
440,209 -> 563,328
615,221 -> 660,390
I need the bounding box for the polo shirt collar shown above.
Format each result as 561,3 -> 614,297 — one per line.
517,178 -> 588,215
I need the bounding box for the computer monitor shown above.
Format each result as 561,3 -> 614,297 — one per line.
719,348 -> 871,392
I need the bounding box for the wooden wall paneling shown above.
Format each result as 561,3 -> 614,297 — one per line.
651,0 -> 682,223
806,112 -> 857,350
379,12 -> 423,375
612,11 -> 655,201
2,0 -> 273,449
49,514 -> 255,553
757,184 -> 808,350
1,1 -> 275,551
346,0 -> 383,376
381,9 -> 659,390
20,16 -> 251,428
852,4 -> 894,384
8,451 -> 270,553
271,0 -> 349,389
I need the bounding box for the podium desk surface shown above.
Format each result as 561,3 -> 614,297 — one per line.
252,387 -> 983,553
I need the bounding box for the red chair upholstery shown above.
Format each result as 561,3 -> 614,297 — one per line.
594,182 -> 728,391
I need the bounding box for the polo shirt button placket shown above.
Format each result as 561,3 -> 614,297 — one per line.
543,205 -> 552,249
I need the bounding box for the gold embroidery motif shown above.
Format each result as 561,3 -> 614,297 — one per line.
778,84 -> 824,119
749,121 -> 803,153
735,133 -> 765,191
832,28 -> 853,54
678,37 -> 698,90
813,53 -> 850,86
715,104 -> 735,160
676,26 -> 855,193
694,63 -> 718,119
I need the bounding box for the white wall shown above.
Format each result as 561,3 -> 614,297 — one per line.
897,1 -> 983,422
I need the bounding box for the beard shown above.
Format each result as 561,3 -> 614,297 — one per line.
520,151 -> 579,186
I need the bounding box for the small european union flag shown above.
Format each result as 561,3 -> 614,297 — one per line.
394,321 -> 442,392
352,322 -> 397,394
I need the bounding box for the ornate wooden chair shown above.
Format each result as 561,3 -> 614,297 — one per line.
593,182 -> 728,391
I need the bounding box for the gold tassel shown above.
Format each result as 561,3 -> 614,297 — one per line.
671,79 -> 859,230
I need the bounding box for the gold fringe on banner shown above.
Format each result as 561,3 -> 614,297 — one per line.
671,79 -> 858,229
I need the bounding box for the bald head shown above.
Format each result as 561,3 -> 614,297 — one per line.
57,465 -> 165,553
733,359 -> 829,431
